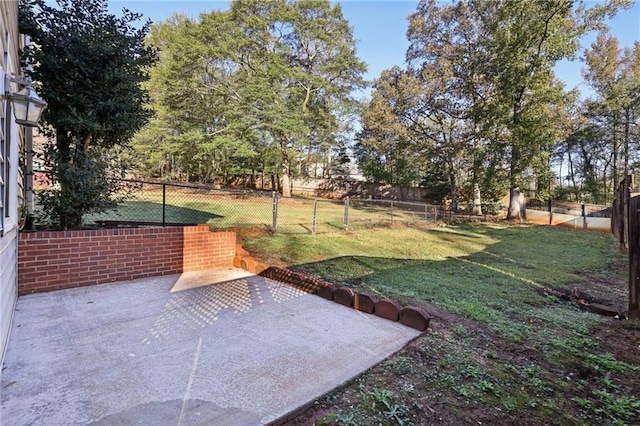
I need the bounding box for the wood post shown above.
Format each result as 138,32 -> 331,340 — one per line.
628,195 -> 640,319
612,174 -> 633,251
611,174 -> 639,319
623,175 -> 633,250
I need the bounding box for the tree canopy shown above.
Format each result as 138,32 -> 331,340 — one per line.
28,0 -> 636,219
132,0 -> 366,196
356,0 -> 631,214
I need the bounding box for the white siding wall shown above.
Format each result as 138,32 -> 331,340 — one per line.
0,227 -> 18,365
0,0 -> 22,367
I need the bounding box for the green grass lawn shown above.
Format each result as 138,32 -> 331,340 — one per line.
241,222 -> 640,425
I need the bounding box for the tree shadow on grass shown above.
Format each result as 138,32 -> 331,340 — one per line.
86,200 -> 222,225
288,254 -> 550,312
287,223 -> 627,313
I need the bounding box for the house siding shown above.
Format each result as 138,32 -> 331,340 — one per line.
0,226 -> 17,364
0,0 -> 25,366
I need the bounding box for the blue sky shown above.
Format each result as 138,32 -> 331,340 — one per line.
108,0 -> 639,98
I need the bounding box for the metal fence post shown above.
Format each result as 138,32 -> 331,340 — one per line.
272,191 -> 278,231
390,200 -> 394,222
162,183 -> 166,227
312,199 -> 317,235
344,196 -> 349,230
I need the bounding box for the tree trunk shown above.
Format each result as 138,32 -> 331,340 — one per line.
624,108 -> 630,177
507,104 -> 523,220
449,170 -> 458,212
602,164 -> 609,205
628,195 -> 640,319
612,113 -> 619,192
567,150 -> 577,196
557,156 -> 563,189
507,172 -> 524,220
282,173 -> 291,197
507,187 -> 524,221
472,175 -> 482,215
280,138 -> 291,197
471,123 -> 483,216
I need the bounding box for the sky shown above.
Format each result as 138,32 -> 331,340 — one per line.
107,0 -> 639,99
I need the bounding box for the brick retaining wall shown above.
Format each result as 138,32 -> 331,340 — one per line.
18,225 -> 235,295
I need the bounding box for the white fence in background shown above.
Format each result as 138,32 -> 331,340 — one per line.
526,209 -> 610,232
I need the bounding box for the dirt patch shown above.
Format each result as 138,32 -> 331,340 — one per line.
592,320 -> 640,366
555,273 -> 628,315
543,255 -> 628,317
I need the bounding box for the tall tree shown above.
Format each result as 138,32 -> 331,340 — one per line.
406,0 -> 492,214
469,0 -> 626,219
230,0 -> 366,196
19,0 -> 157,229
137,0 -> 366,196
583,33 -> 640,197
395,0 -> 627,218
356,67 -> 427,187
132,12 -> 260,183
479,1 -> 576,218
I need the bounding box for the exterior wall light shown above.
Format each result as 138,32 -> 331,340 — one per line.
4,74 -> 47,127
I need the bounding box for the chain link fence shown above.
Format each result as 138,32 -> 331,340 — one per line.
58,179 -> 487,234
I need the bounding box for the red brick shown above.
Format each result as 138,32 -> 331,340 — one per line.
375,299 -> 401,321
240,257 -> 249,270
19,227 -> 236,294
245,258 -> 258,273
399,305 -> 431,331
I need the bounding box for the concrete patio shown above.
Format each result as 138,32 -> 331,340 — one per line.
1,269 -> 421,425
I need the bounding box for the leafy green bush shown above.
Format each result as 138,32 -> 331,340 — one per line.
36,149 -> 133,230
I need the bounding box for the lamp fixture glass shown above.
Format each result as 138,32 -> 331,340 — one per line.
10,85 -> 47,127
